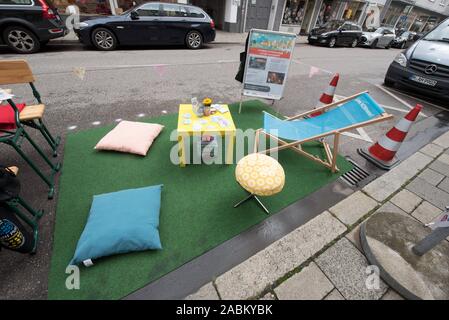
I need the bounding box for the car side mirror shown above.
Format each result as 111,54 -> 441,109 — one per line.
130,10 -> 139,20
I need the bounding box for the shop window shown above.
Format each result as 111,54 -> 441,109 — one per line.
0,0 -> 32,4
137,3 -> 161,16
316,0 -> 338,27
53,0 -> 112,15
282,0 -> 307,26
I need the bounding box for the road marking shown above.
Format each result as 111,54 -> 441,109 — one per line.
292,59 -> 333,74
378,85 -> 446,111
217,60 -> 238,63
162,110 -> 167,114
137,113 -> 146,118
375,84 -> 429,117
92,121 -> 101,126
67,125 -> 77,130
115,118 -> 122,122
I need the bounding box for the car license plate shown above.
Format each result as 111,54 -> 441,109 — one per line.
410,75 -> 437,87
309,36 -> 317,39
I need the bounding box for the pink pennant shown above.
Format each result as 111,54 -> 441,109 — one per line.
308,66 -> 321,78
153,64 -> 167,77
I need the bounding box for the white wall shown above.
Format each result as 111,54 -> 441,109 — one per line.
411,0 -> 449,15
225,0 -> 239,23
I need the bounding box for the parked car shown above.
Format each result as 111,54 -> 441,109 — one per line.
384,17 -> 449,101
0,0 -> 67,53
391,31 -> 417,49
76,2 -> 215,50
308,20 -> 362,48
359,27 -> 395,49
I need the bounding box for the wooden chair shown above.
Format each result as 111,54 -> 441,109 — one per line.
0,60 -> 61,198
0,60 -> 61,155
255,92 -> 394,173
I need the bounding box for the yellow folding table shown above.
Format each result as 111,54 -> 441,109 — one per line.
177,104 -> 236,167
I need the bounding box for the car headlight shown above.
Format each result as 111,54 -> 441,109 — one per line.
79,22 -> 89,29
394,53 -> 407,67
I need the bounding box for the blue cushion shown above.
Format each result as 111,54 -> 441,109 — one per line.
69,184 -> 163,266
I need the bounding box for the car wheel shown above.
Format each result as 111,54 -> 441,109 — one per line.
350,38 -> 358,48
91,28 -> 117,51
328,37 -> 336,48
384,78 -> 395,87
370,39 -> 378,49
3,26 -> 40,54
186,30 -> 203,49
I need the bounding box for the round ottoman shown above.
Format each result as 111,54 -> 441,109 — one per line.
234,153 -> 285,214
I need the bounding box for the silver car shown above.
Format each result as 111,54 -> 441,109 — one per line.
359,27 -> 396,49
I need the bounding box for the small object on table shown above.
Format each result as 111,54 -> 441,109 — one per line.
202,97 -> 212,117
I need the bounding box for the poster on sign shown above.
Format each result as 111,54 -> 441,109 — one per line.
242,29 -> 296,101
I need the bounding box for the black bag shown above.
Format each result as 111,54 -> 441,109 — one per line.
0,166 -> 20,202
0,204 -> 34,253
235,34 -> 250,83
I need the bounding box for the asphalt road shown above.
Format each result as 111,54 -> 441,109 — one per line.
0,41 -> 447,300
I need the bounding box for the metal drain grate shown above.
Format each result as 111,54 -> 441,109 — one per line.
340,159 -> 370,187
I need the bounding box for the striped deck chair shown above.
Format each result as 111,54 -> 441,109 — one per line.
254,91 -> 394,173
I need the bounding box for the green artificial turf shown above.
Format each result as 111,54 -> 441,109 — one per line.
47,100 -> 352,300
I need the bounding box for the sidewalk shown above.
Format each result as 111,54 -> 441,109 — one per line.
186,132 -> 449,300
52,30 -> 309,45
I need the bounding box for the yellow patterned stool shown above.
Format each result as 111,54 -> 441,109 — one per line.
234,153 -> 285,214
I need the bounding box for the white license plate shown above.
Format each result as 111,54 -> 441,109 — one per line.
410,75 -> 437,87
309,36 -> 317,39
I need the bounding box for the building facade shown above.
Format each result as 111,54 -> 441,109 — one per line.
54,0 -> 448,33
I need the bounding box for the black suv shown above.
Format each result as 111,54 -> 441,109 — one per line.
0,0 -> 67,53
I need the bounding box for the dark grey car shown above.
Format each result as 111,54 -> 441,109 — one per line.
0,0 -> 67,53
385,18 -> 449,101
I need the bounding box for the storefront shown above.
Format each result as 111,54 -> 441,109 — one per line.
342,0 -> 366,22
315,0 -> 340,26
279,0 -> 312,33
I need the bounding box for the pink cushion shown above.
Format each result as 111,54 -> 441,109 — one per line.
95,121 -> 164,156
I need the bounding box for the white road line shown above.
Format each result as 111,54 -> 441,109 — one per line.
137,113 -> 146,118
115,118 -> 122,122
292,59 -> 333,74
67,125 -> 77,130
217,60 -> 239,63
92,121 -> 101,126
162,110 -> 167,114
375,84 -> 429,117
379,85 -> 447,111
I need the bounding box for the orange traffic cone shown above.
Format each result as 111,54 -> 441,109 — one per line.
358,104 -> 422,169
310,73 -> 339,117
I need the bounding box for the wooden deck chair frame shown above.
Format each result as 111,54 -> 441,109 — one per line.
254,91 -> 394,173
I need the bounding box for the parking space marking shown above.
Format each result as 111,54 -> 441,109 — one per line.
378,85 -> 446,111
375,84 -> 430,118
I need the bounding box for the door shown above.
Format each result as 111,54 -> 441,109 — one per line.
245,0 -> 272,31
337,22 -> 352,45
115,3 -> 162,45
159,3 -> 189,44
379,28 -> 395,46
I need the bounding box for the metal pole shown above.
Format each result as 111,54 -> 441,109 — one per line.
379,0 -> 393,24
412,227 -> 449,256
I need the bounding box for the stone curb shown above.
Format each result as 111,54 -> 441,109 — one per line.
186,131 -> 449,300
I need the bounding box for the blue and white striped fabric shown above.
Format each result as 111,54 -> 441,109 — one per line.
263,93 -> 385,141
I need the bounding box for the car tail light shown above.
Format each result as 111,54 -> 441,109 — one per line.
38,0 -> 57,20
210,19 -> 215,29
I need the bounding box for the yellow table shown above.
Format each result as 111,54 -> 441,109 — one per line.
177,104 -> 236,167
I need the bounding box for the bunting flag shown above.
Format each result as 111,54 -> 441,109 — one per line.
429,212 -> 449,230
153,64 -> 167,77
73,67 -> 86,80
308,66 -> 321,78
